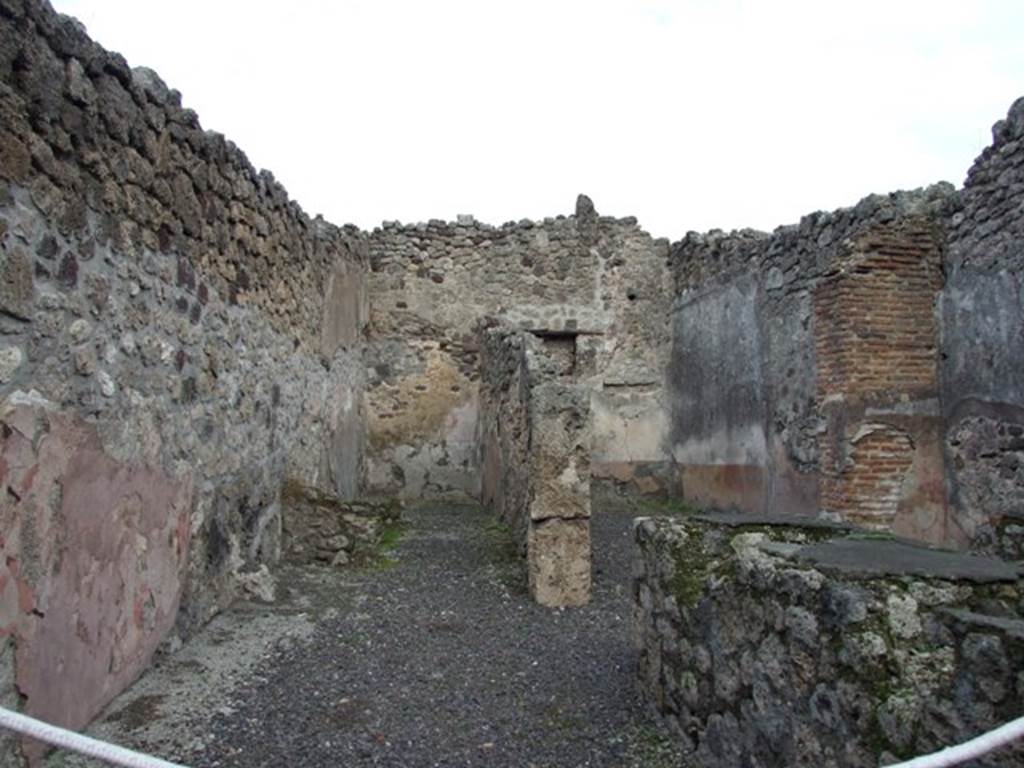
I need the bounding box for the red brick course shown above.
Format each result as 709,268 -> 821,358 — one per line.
815,221 -> 944,529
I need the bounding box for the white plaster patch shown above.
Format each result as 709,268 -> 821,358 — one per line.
3,388 -> 54,411
671,422 -> 768,466
558,460 -> 580,488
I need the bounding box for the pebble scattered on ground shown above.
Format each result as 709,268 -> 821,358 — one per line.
192,501 -> 685,768
48,500 -> 687,768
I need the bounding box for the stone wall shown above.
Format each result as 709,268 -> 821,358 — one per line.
280,484 -> 401,568
666,95 -> 1024,553
477,322 -> 592,607
633,513 -> 1024,767
941,96 -> 1024,551
667,187 -> 953,544
1,0 -> 1021,759
365,196 -> 672,499
0,0 -> 367,757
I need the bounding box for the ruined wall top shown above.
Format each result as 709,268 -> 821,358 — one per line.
366,193 -> 671,378
947,95 -> 1024,272
0,0 -> 366,350
669,184 -> 954,297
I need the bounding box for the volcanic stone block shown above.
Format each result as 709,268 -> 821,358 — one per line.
0,247 -> 33,320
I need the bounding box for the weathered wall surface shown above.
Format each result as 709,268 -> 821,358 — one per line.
668,269 -> 770,513
366,196 -> 672,499
941,97 -> 1024,550
666,96 -> 1024,552
634,513 -> 1024,767
478,324 -> 592,607
668,188 -> 952,543
0,0 -> 367,755
477,327 -> 532,547
280,485 -> 400,568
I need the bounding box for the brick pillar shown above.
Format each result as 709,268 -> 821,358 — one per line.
814,221 -> 947,536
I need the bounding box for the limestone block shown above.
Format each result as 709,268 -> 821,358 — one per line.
529,383 -> 591,522
528,517 -> 591,608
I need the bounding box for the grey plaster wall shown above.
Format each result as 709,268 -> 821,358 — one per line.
941,97 -> 1024,547
667,274 -> 769,512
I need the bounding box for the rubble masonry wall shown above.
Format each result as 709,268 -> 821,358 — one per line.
633,513 -> 1024,767
366,196 -> 672,500
0,0 -> 368,754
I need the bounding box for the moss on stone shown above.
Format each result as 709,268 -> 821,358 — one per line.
670,531 -> 718,610
363,519 -> 408,568
377,520 -> 407,552
482,518 -> 518,564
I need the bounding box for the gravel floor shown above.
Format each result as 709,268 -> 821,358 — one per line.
189,501 -> 685,768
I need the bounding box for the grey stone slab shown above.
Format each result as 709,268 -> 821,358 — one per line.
694,510 -> 855,533
939,608 -> 1024,640
796,538 -> 1021,583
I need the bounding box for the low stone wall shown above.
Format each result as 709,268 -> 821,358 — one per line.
281,483 -> 402,567
477,323 -> 592,607
633,513 -> 1024,767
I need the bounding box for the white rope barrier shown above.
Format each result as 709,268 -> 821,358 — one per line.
0,706 -> 187,768
887,715 -> 1024,768
0,701 -> 1020,768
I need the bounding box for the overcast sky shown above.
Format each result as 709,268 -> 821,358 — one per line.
50,0 -> 1024,239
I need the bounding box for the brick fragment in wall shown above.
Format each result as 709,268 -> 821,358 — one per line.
810,222 -> 945,533
819,423 -> 915,529
814,222 -> 942,402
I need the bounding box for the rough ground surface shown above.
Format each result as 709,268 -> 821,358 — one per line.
48,500 -> 685,768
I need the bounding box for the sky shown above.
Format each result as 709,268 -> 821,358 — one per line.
50,0 -> 1024,239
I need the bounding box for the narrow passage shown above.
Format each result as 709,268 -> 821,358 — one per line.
191,501 -> 683,768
